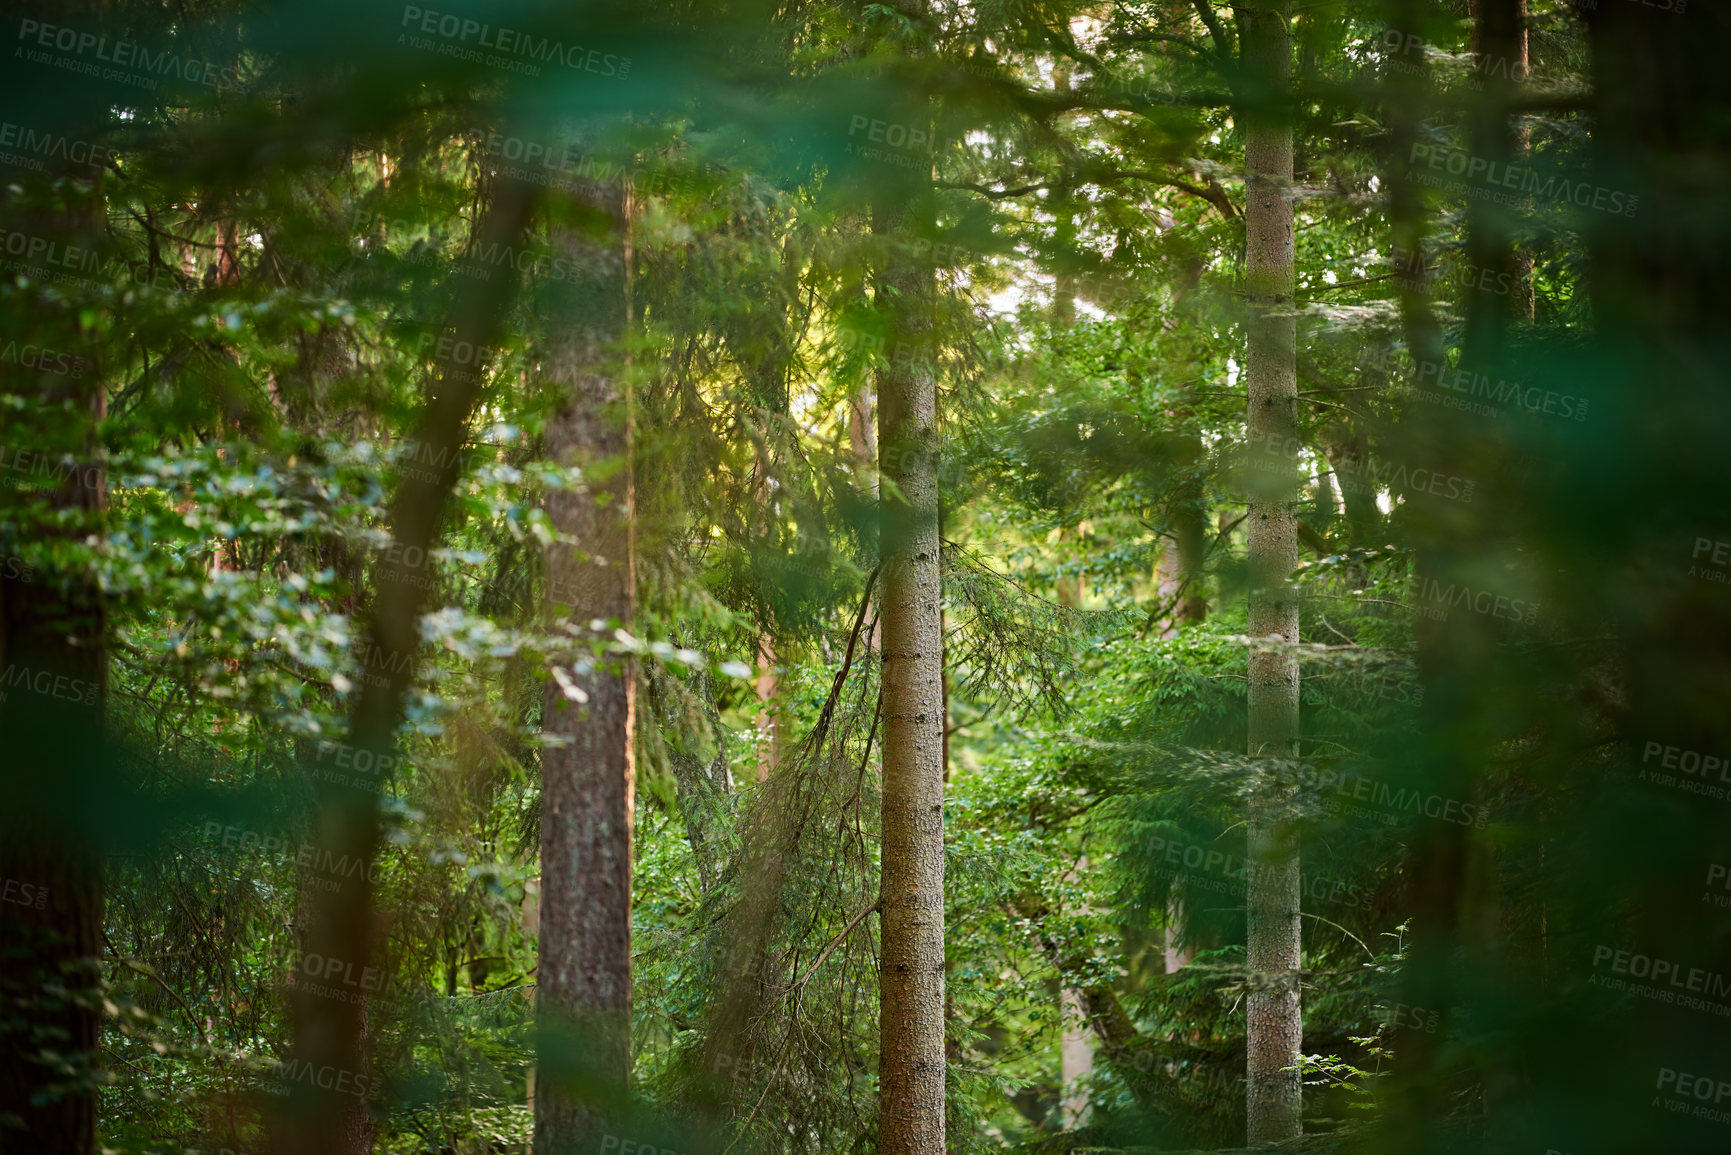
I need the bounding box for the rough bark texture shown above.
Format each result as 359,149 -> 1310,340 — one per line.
534,172 -> 635,1155
875,195 -> 945,1155
1237,0 -> 1302,1144
285,174 -> 539,1155
0,285 -> 106,1155
0,16 -> 107,1144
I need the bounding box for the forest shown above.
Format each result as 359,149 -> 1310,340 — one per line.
1,0 -> 1727,1153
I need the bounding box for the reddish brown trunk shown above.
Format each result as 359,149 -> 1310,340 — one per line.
533,166 -> 636,1153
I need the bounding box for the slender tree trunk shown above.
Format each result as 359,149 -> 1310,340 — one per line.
875,155 -> 946,1155
534,160 -> 635,1155
753,625 -> 779,784
1056,854 -> 1094,1130
1471,0 -> 1532,322
1236,0 -> 1302,1143
1058,986 -> 1093,1127
1169,470 -> 1209,628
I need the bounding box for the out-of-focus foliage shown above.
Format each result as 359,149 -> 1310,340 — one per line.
1,0 -> 1724,1154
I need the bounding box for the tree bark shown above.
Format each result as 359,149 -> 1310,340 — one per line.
0,213 -> 107,1155
1236,0 -> 1302,1144
534,160 -> 635,1155
0,16 -> 108,1146
875,167 -> 946,1155
285,169 -> 540,1155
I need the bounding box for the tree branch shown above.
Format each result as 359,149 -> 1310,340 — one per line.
792,897 -> 881,992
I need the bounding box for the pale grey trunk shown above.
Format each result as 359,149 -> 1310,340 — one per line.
533,166 -> 635,1155
1237,0 -> 1302,1144
875,196 -> 946,1155
1059,987 -> 1093,1128
1057,856 -> 1093,1129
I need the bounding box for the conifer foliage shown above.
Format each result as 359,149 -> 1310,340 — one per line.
0,2 -> 1726,1155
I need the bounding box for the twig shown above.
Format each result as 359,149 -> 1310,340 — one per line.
800,565 -> 881,758
110,947 -> 211,1048
792,897 -> 881,993
1300,912 -> 1375,961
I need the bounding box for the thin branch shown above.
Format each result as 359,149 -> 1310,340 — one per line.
940,166 -> 1237,218
791,897 -> 881,993
1299,912 -> 1376,961
800,564 -> 882,759
1192,0 -> 1235,60
108,939 -> 211,1049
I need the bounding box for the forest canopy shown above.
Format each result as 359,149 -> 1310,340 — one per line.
1,2 -> 1727,1155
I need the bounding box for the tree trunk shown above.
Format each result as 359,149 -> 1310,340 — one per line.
1470,0 -> 1533,322
0,217 -> 107,1155
1170,469 -> 1209,627
1058,986 -> 1093,1128
1236,0 -> 1302,1144
285,173 -> 539,1155
534,162 -> 635,1155
875,164 -> 946,1155
0,20 -> 109,1146
1056,855 -> 1094,1130
753,626 -> 779,784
